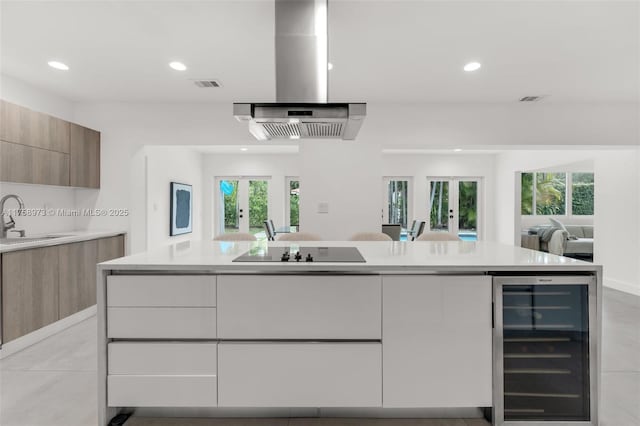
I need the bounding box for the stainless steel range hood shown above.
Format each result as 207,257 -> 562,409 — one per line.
233,0 -> 366,141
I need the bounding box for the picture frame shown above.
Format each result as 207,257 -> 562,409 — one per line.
170,182 -> 193,236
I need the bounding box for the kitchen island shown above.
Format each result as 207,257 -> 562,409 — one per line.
98,240 -> 601,426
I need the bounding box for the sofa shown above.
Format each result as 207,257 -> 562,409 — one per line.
563,225 -> 594,257
526,222 -> 593,259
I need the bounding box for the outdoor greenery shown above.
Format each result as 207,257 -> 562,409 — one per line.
290,180 -> 299,226
572,173 -> 595,215
458,181 -> 477,230
222,180 -> 239,230
521,172 -> 594,216
429,181 -> 477,231
388,180 -> 409,228
248,180 -> 268,227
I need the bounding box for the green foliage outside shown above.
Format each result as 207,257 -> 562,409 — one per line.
290,180 -> 299,226
536,173 -> 566,215
248,180 -> 268,227
388,180 -> 408,228
572,173 -> 594,215
458,181 -> 477,230
222,180 -> 238,230
521,172 -> 594,216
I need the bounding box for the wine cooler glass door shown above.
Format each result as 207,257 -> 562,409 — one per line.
493,276 -> 597,426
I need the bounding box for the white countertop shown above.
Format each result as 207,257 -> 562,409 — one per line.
99,240 -> 600,274
0,230 -> 126,253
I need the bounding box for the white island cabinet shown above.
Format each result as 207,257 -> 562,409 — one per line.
382,275 -> 493,407
97,240 -> 601,426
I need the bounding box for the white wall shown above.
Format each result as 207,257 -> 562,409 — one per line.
299,142 -> 383,240
0,74 -> 81,236
145,146 -> 204,249
495,148 -> 640,295
202,153 -> 300,240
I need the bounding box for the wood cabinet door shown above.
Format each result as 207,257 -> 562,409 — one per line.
0,141 -> 70,186
1,246 -> 59,342
97,235 -> 125,263
0,100 -> 21,144
70,123 -> 100,188
59,240 -> 99,318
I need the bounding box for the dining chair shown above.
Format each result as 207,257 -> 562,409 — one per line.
276,232 -> 322,241
350,232 -> 393,241
213,232 -> 257,241
415,231 -> 461,241
410,220 -> 426,241
381,224 -> 402,241
264,220 -> 275,241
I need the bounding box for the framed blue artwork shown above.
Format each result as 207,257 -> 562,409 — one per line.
170,182 -> 193,236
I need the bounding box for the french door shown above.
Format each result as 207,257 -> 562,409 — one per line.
216,177 -> 269,238
382,177 -> 412,229
427,178 -> 481,241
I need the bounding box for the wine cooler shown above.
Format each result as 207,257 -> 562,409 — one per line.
493,276 -> 597,425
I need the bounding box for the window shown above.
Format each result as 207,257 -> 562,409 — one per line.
521,172 -> 594,216
383,178 -> 411,229
571,173 -> 594,215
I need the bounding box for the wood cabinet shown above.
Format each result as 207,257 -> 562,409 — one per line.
1,235 -> 125,343
2,246 -> 60,343
70,123 -> 100,188
58,240 -> 99,318
0,141 -> 70,186
0,100 -> 100,188
97,235 -> 125,263
382,275 -> 493,408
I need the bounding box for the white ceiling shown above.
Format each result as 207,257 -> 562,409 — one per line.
1,0 -> 638,104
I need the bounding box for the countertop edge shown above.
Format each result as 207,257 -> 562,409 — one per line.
0,230 -> 126,253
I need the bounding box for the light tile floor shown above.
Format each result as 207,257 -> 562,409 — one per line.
1,287 -> 638,426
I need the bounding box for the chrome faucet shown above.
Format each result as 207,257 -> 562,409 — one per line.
1,194 -> 25,238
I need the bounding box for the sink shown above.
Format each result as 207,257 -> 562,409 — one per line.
0,236 -> 66,245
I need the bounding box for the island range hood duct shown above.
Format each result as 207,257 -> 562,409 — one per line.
233,0 -> 366,141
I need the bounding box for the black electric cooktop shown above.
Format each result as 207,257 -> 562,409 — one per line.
232,246 -> 366,263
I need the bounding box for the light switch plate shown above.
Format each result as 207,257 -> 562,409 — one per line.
317,202 -> 329,214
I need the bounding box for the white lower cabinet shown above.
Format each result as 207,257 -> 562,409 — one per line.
217,275 -> 381,339
107,307 -> 217,339
107,342 -> 217,407
382,275 -> 493,407
108,375 -> 217,407
218,342 -> 382,407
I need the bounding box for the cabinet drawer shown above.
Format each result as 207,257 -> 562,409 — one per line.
218,342 -> 382,407
107,307 -> 216,338
108,375 -> 217,407
217,275 -> 381,339
108,342 -> 217,375
107,275 -> 216,307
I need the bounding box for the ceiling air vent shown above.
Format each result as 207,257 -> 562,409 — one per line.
519,95 -> 546,102
193,79 -> 222,88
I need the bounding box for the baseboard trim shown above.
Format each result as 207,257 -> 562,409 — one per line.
0,305 -> 96,359
604,278 -> 640,297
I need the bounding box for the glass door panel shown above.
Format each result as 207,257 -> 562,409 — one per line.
288,179 -> 300,232
220,180 -> 239,234
458,180 -> 478,241
501,283 -> 590,421
387,180 -> 409,228
248,180 -> 268,238
429,180 -> 450,233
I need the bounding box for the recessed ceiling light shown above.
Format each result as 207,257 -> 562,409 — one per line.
454,148 -> 463,152
48,61 -> 69,71
463,62 -> 481,72
328,62 -> 334,71
240,148 -> 248,151
169,61 -> 187,71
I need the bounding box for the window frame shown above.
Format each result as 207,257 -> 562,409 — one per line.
521,171 -> 594,217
